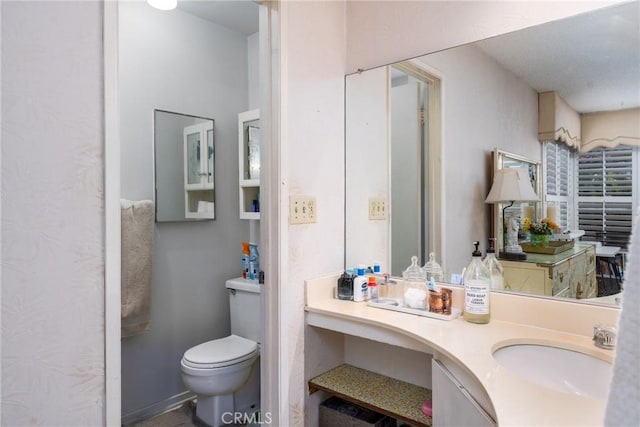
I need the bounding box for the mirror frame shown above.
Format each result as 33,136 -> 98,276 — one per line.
153,109 -> 216,222
491,149 -> 542,252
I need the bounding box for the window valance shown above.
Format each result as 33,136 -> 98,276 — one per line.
538,91 -> 581,148
580,108 -> 640,152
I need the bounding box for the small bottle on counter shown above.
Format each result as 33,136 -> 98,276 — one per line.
483,238 -> 504,290
367,276 -> 379,302
337,271 -> 355,300
463,241 -> 491,324
353,265 -> 368,302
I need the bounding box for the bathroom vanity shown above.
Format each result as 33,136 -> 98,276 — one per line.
304,273 -> 619,426
500,243 -> 597,299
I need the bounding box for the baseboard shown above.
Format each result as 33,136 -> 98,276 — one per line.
121,390 -> 197,425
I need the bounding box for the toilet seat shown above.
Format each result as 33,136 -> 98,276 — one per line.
182,334 -> 258,369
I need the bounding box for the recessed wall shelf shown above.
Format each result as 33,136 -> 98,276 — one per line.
238,109 -> 260,220
308,364 -> 432,427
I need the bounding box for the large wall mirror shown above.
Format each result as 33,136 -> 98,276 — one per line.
345,1 -> 639,306
154,110 -> 215,222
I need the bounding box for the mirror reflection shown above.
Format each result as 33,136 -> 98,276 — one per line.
154,110 -> 215,222
345,2 -> 639,305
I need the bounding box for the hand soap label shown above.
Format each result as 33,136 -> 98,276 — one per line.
464,280 -> 490,314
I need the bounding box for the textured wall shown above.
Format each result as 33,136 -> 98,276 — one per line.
280,1 -> 347,425
1,1 -> 105,425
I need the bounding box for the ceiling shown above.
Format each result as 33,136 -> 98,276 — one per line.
176,0 -> 259,36
174,0 -> 638,114
476,1 -> 640,114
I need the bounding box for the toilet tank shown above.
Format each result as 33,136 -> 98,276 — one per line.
226,278 -> 262,343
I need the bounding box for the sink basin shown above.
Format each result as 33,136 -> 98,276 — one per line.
493,344 -> 612,400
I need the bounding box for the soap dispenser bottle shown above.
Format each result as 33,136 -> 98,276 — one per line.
463,241 -> 491,324
483,238 -> 504,290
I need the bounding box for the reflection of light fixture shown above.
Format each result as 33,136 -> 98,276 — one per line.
147,0 -> 177,11
485,167 -> 539,260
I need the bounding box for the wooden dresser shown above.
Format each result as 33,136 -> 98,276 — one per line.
500,243 -> 597,299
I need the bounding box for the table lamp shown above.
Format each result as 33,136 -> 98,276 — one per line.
485,167 -> 540,260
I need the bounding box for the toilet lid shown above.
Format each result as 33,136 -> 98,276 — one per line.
183,335 -> 258,368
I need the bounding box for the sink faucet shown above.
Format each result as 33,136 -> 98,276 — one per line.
593,325 -> 616,349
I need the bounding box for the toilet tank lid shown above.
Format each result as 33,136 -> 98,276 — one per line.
225,277 -> 261,293
184,335 -> 258,365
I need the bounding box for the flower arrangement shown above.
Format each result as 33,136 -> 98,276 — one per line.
522,217 -> 559,235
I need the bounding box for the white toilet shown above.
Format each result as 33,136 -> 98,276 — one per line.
180,278 -> 261,427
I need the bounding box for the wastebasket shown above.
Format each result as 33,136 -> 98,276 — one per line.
319,396 -> 392,427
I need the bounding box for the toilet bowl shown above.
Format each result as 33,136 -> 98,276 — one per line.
180,278 -> 262,427
180,335 -> 259,426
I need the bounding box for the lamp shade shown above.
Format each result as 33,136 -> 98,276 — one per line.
485,167 -> 539,203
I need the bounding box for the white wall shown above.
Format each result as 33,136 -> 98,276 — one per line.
118,2 -> 254,417
1,2 -> 105,425
248,32 -> 260,111
279,1 -> 347,425
417,44 -> 539,275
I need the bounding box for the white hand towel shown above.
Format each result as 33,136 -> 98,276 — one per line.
121,199 -> 155,338
605,207 -> 640,425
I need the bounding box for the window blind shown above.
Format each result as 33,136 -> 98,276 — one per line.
577,146 -> 635,248
544,141 -> 574,230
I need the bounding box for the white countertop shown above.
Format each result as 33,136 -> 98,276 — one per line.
305,274 -> 620,426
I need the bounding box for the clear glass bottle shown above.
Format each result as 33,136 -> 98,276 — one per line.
402,256 -> 427,309
423,252 -> 444,282
463,241 -> 491,324
483,238 -> 504,290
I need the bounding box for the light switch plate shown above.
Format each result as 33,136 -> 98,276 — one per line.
290,195 -> 316,224
369,197 -> 387,220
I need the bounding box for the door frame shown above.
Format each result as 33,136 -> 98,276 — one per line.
102,1 -> 282,425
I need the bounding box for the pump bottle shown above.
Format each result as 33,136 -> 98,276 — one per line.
463,241 -> 491,324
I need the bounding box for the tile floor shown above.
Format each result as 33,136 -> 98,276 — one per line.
125,401 -> 261,427
125,402 -> 200,427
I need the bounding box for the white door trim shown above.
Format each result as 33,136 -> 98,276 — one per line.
259,1 -> 284,424
103,1 -> 121,425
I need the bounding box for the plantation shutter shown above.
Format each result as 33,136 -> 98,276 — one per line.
544,141 -> 573,230
578,146 -> 634,248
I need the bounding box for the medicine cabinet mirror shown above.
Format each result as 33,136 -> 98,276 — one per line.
154,109 -> 215,222
344,2 -> 638,307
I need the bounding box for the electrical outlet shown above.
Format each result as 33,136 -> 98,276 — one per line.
369,198 -> 387,220
289,195 -> 316,224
